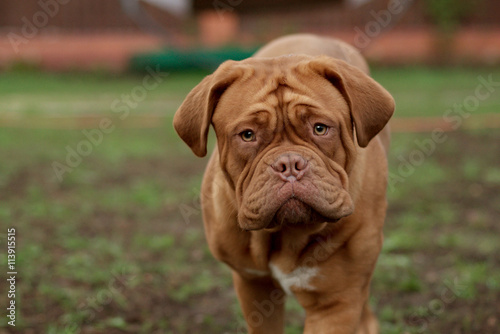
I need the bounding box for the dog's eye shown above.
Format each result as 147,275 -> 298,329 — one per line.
313,123 -> 329,136
240,130 -> 256,142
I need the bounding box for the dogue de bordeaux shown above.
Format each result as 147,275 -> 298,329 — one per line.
173,34 -> 395,334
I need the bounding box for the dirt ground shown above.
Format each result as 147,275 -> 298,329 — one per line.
0,68 -> 499,333
0,128 -> 499,334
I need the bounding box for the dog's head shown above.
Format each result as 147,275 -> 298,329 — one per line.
174,55 -> 394,230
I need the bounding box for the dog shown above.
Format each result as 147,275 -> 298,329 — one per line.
173,34 -> 395,334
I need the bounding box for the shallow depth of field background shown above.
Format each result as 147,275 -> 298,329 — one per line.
0,1 -> 499,333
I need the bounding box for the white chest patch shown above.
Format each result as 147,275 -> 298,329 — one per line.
269,263 -> 319,295
244,268 -> 269,277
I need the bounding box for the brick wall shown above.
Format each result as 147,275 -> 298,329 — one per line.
0,0 -> 498,35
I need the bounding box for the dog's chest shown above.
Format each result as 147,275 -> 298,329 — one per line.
242,261 -> 320,295
269,263 -> 319,295
244,229 -> 325,295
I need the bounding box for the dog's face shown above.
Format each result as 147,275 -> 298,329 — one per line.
174,55 -> 394,231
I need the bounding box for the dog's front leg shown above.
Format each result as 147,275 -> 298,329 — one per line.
232,271 -> 286,334
300,292 -> 376,334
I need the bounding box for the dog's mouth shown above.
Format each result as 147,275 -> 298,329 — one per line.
238,152 -> 354,231
265,197 -> 340,231
272,198 -> 311,226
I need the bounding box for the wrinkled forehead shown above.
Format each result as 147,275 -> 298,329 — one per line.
212,56 -> 349,129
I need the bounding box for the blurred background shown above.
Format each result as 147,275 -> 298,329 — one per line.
0,0 -> 499,333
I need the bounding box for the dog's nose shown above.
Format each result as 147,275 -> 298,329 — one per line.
271,154 -> 308,180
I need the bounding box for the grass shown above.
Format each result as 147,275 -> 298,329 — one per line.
1,67 -> 500,118
372,66 -> 500,117
0,67 -> 499,333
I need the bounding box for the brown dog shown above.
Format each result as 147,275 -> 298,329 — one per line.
173,34 -> 395,334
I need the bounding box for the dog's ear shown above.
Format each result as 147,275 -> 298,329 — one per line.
173,60 -> 242,157
308,55 -> 395,147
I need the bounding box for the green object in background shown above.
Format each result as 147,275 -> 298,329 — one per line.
129,47 -> 259,72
